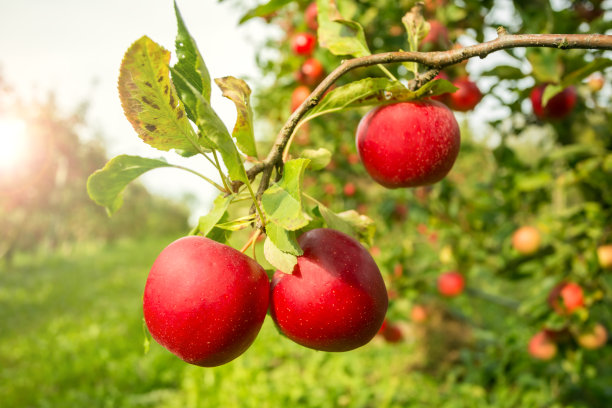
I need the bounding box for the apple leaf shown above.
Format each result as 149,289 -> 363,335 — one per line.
304,78 -> 456,120
264,237 -> 298,274
215,76 -> 257,157
191,194 -> 233,237
542,58 -> 612,105
171,69 -> 249,184
265,222 -> 303,256
316,0 -> 371,58
261,158 -> 311,231
480,65 -> 524,80
527,48 -> 562,84
87,155 -> 172,216
317,205 -> 375,246
215,214 -> 257,231
239,0 -> 292,24
401,7 -> 430,76
301,148 -> 332,170
118,36 -> 200,154
172,1 -> 212,123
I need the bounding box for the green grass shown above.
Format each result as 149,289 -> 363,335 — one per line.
0,237 -> 566,408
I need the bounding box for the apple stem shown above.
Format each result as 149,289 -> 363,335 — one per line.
241,230 -> 262,253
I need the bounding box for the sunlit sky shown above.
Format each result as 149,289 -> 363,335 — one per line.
0,0 -> 274,214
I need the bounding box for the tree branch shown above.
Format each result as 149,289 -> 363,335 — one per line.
239,32 -> 612,204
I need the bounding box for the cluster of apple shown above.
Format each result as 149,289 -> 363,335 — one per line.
510,226 -> 611,359
143,228 -> 388,367
290,3 -> 325,112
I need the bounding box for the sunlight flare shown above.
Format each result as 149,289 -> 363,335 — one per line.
0,118 -> 28,172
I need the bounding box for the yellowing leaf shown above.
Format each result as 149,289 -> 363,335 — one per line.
118,36 -> 199,153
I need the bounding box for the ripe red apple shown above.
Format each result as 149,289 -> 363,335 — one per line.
420,20 -> 450,51
577,323 -> 608,350
382,323 -> 403,343
143,236 -> 269,367
437,271 -> 465,297
295,58 -> 325,86
291,32 -> 316,56
597,244 -> 612,269
305,2 -> 318,31
447,77 -> 482,112
411,305 -> 428,323
291,85 -> 311,112
559,282 -> 585,313
355,100 -> 460,188
548,282 -> 585,315
512,226 -> 541,255
530,84 -> 577,120
528,330 -> 558,360
270,228 -> 388,351
343,182 -> 356,197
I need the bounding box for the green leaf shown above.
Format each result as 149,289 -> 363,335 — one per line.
526,48 -> 562,84
305,78 -> 455,120
542,58 -> 612,105
87,155 -> 172,215
480,65 -> 524,80
301,148 -> 332,170
192,194 -> 232,237
265,222 -> 303,256
215,214 -> 257,231
263,237 -> 298,274
515,172 -> 553,192
261,158 -> 311,230
239,0 -> 292,24
118,36 -> 199,154
316,0 -> 371,57
171,69 -> 249,183
317,206 -> 375,246
172,1 -> 212,123
215,76 -> 257,157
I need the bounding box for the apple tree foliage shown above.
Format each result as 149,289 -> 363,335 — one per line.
87,0 -> 612,404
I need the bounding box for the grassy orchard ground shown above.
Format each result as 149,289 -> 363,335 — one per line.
0,234 -> 593,408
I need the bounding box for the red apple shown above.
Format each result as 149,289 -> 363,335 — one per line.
577,323 -> 608,350
355,100 -> 460,188
597,244 -> 612,269
382,323 -> 403,343
530,84 -> 577,120
143,236 -> 269,367
295,58 -> 325,86
560,282 -> 585,313
270,228 -> 388,351
343,182 -> 356,197
420,20 -> 450,51
424,0 -> 447,13
528,330 -> 558,360
291,32 -> 316,56
447,77 -> 482,112
437,271 -> 465,297
305,2 -> 318,31
291,85 -> 311,112
512,226 -> 541,255
548,282 -> 585,315
411,305 -> 428,323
